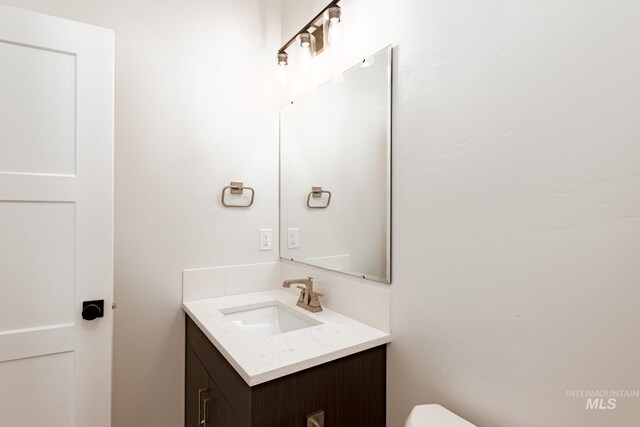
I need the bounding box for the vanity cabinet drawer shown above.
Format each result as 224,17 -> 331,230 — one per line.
186,314 -> 386,427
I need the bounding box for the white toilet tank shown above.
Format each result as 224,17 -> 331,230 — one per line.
404,405 -> 476,427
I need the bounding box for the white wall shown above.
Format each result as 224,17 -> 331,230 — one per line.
282,1 -> 640,426
0,1 -> 281,426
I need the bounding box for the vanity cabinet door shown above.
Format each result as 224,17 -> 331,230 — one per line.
187,341 -> 241,427
186,345 -> 210,427
206,378 -> 241,427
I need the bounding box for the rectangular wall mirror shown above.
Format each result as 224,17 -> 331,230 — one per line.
280,46 -> 392,283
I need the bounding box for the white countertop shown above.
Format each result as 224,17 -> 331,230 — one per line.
182,289 -> 391,386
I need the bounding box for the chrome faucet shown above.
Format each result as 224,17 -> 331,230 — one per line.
282,277 -> 323,313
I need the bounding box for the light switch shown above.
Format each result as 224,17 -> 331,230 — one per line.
287,228 -> 299,249
259,229 -> 272,251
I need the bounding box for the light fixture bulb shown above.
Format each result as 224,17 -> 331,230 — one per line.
327,20 -> 341,46
277,52 -> 288,66
327,6 -> 341,24
299,32 -> 311,48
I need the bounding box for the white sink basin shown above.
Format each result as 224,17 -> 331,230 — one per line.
221,301 -> 321,338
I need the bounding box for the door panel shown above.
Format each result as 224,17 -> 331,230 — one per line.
0,5 -> 114,427
0,201 -> 75,332
0,352 -> 74,426
0,40 -> 76,175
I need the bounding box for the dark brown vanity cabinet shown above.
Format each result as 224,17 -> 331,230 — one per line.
186,345 -> 241,427
185,315 -> 387,427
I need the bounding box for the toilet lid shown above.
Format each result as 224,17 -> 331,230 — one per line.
404,405 -> 476,427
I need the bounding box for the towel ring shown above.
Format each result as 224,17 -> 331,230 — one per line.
307,186 -> 331,209
221,182 -> 255,208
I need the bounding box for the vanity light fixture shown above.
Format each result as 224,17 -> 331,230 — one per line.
278,52 -> 288,66
327,6 -> 341,24
299,32 -> 312,48
276,0 -> 341,66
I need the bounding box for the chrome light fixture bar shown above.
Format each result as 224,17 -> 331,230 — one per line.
277,0 -> 341,66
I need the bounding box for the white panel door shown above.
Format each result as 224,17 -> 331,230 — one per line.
0,5 -> 114,427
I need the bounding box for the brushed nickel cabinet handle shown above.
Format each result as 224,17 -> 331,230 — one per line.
198,388 -> 209,426
203,397 -> 214,426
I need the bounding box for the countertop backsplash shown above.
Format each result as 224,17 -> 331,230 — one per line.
183,260 -> 390,333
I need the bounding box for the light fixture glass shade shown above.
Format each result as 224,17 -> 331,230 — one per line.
327,6 -> 341,24
278,52 -> 288,66
299,32 -> 311,48
327,20 -> 341,46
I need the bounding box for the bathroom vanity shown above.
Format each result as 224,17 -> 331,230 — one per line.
184,45 -> 393,427
184,290 -> 390,427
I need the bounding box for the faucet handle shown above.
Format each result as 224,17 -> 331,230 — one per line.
314,292 -> 324,297
296,285 -> 306,291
